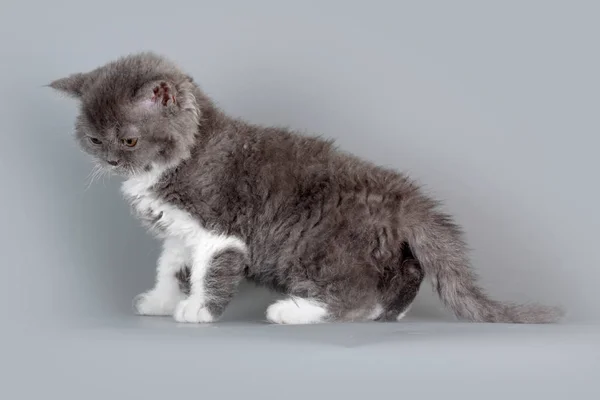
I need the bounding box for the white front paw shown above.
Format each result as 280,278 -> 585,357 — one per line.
173,296 -> 214,323
133,290 -> 182,316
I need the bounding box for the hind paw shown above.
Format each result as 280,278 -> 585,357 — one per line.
266,298 -> 328,324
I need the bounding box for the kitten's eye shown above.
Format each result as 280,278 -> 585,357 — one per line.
89,137 -> 102,145
122,138 -> 138,147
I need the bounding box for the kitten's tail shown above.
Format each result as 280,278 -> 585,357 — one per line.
404,201 -> 563,323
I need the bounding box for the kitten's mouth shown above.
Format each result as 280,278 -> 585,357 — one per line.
109,164 -> 136,177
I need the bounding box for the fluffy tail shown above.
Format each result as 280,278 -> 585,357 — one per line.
405,203 -> 563,323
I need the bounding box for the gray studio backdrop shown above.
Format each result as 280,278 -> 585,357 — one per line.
2,1 -> 599,327
1,2 -> 599,398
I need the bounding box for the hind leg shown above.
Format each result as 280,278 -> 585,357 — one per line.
381,258 -> 425,321
265,274 -> 381,324
263,257 -> 424,325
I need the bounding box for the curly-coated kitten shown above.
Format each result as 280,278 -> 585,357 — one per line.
49,52 -> 562,324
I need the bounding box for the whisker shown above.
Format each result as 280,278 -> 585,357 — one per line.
84,165 -> 98,182
100,167 -> 111,187
84,164 -> 102,191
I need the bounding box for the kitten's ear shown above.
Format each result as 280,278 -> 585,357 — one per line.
48,72 -> 92,98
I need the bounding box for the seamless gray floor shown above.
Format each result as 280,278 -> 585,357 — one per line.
11,316 -> 599,400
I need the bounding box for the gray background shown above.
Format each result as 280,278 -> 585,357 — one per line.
1,1 -> 599,399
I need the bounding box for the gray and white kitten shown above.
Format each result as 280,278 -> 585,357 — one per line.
49,52 -> 561,324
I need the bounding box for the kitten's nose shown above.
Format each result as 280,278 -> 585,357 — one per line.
107,159 -> 120,166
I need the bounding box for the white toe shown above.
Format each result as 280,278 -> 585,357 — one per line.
133,290 -> 184,316
173,296 -> 214,323
367,304 -> 384,320
266,297 -> 328,325
396,305 -> 412,321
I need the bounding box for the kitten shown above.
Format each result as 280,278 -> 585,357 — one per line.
49,52 -> 562,324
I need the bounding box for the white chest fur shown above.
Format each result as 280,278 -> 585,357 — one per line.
121,167 -> 246,253
121,167 -> 194,241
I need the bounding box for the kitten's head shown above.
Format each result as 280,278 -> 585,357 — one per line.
50,52 -> 200,175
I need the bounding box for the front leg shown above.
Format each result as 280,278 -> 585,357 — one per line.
173,236 -> 247,323
133,237 -> 189,316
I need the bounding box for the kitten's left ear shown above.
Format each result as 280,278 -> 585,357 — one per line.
48,72 -> 93,98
